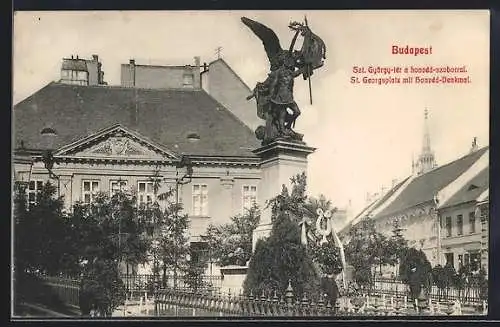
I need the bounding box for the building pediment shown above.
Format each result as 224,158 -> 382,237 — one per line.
54,124 -> 180,162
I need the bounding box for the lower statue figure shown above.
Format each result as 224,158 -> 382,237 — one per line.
248,54 -> 305,145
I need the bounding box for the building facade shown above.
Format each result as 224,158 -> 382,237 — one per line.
13,55 -> 265,274
344,110 -> 490,275
60,54 -> 107,86
120,57 -> 201,90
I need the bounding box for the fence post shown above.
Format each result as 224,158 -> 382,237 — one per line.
285,280 -> 294,316
317,294 -> 325,316
300,293 -> 309,316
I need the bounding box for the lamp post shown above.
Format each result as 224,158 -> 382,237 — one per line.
40,127 -> 60,197
433,195 -> 442,266
173,156 -> 193,291
41,150 -> 61,197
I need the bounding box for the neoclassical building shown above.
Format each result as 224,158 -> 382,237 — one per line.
13,55 -> 264,270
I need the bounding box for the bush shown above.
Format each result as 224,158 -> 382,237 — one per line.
79,259 -> 126,317
399,248 -> 432,299
243,212 -> 320,299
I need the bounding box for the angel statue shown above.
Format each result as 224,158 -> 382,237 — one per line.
242,16 -> 326,145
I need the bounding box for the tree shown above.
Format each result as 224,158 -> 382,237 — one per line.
184,254 -> 208,292
202,204 -> 260,267
344,217 -> 388,292
243,174 -> 321,298
69,190 -> 149,315
399,248 -> 432,300
432,263 -> 456,300
79,258 -> 126,317
156,193 -> 190,290
14,181 -> 75,276
385,219 -> 409,275
243,210 -> 320,298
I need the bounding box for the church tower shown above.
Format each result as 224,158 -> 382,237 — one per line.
416,108 -> 437,175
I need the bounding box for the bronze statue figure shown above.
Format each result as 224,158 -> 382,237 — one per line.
242,16 -> 326,145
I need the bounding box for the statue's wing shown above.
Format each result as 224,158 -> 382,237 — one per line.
241,17 -> 283,66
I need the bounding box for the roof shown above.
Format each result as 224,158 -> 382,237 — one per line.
352,177 -> 411,223
13,82 -> 260,157
440,167 -> 489,209
374,146 -> 489,218
206,59 -> 253,93
61,59 -> 88,72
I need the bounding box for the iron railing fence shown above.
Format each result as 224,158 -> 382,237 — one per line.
152,287 -> 485,317
37,275 -> 80,308
372,277 -> 484,306
120,274 -> 223,297
31,274 -> 487,317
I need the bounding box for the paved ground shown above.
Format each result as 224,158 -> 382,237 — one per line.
14,302 -> 80,318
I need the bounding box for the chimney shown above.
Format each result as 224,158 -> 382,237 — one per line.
203,62 -> 208,72
71,55 -> 74,59
470,137 -> 478,153
129,59 -> 136,87
193,56 -> 201,89
76,55 -> 79,59
92,54 -> 98,62
392,179 -> 398,188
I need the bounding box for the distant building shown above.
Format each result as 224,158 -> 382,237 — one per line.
120,57 -> 201,90
119,57 -> 261,131
344,110 -> 489,275
60,54 -> 107,86
201,59 -> 262,131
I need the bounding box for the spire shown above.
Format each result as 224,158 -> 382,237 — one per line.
470,137 -> 478,153
422,108 -> 431,152
416,108 -> 436,175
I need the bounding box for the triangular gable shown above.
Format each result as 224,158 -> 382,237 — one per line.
54,124 -> 180,162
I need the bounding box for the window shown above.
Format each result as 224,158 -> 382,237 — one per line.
444,253 -> 454,268
193,184 -> 208,216
458,254 -> 463,269
82,180 -> 100,203
464,253 -> 470,269
242,185 -> 257,213
457,214 -> 463,236
137,181 -> 155,206
469,211 -> 476,234
183,73 -> 194,86
28,180 -> 44,206
110,180 -> 128,196
78,71 -> 87,80
445,216 -> 452,237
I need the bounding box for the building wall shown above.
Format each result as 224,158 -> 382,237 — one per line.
201,60 -> 262,131
375,206 -> 439,266
121,58 -> 201,90
439,202 -> 482,272
478,201 -> 489,274
14,160 -> 260,242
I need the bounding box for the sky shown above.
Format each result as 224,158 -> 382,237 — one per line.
13,10 -> 490,216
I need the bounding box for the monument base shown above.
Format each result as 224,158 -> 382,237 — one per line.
219,265 -> 248,295
252,139 -> 316,251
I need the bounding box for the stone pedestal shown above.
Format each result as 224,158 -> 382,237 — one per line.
252,140 -> 316,251
219,265 -> 248,295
